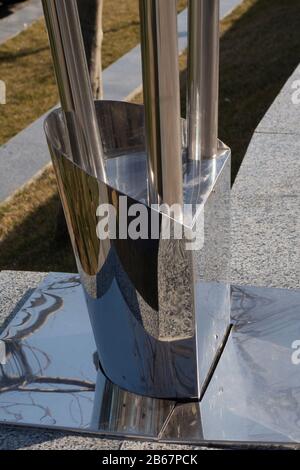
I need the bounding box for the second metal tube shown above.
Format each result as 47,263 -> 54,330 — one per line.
42,0 -> 106,181
139,0 -> 183,208
187,0 -> 220,161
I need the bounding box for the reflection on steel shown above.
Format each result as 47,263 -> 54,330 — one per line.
0,274 -> 174,436
42,0 -> 231,401
162,285 -> 300,445
44,100 -> 231,399
42,0 -> 106,181
187,0 -> 220,160
1,275 -> 300,446
3,0 -> 299,447
139,0 -> 183,207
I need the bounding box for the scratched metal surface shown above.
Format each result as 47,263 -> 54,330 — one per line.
162,285 -> 300,446
1,274 -> 300,448
0,272 -> 175,439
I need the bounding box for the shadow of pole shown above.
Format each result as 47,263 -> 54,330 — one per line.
181,0 -> 300,181
219,0 -> 300,181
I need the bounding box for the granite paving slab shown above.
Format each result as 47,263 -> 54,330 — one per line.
256,64 -> 300,136
231,132 -> 300,290
0,426 -> 121,451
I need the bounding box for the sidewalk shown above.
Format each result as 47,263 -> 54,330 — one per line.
231,63 -> 300,291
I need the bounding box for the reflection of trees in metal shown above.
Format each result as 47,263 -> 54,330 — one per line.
0,340 -> 95,393
96,378 -> 174,436
0,277 -> 95,411
77,0 -> 104,100
0,390 -> 94,426
2,277 -> 80,344
46,276 -> 81,291
231,285 -> 277,334
3,293 -> 63,342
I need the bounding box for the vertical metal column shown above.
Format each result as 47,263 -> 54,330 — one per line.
187,0 -> 220,161
139,0 -> 183,208
42,0 -> 106,181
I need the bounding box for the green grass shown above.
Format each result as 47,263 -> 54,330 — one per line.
1,0 -> 300,273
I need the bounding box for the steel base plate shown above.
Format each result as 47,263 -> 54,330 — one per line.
1,273 -> 300,447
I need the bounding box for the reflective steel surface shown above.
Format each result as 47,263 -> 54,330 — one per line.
139,0 -> 183,206
162,284 -> 300,444
42,0 -> 106,180
0,273 -> 174,438
1,277 -> 300,445
187,0 -> 220,160
44,100 -> 231,399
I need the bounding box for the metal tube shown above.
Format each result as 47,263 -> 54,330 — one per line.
139,0 -> 183,208
42,0 -> 106,181
187,0 -> 220,160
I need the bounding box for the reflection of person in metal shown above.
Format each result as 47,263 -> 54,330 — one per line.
292,340 -> 300,365
0,340 -> 6,365
0,80 -> 6,105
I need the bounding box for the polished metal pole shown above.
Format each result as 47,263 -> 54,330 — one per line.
139,0 -> 183,208
42,0 -> 106,181
187,0 -> 220,160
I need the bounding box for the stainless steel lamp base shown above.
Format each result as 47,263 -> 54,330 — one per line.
1,273 -> 300,447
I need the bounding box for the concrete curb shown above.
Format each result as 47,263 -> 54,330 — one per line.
231,63 -> 300,290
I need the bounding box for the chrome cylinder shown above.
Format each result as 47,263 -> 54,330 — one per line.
139,0 -> 183,207
42,0 -> 106,181
187,0 -> 220,160
43,0 -> 231,400
45,100 -> 231,399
